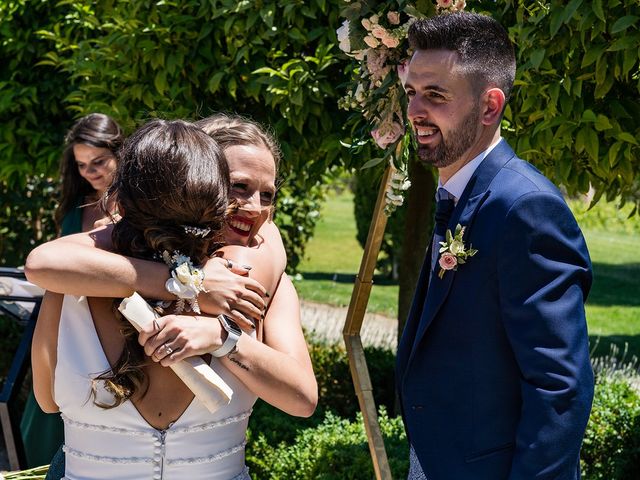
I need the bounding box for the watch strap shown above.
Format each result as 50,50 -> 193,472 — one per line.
211,315 -> 241,357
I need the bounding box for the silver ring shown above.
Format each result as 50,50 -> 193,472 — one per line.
163,344 -> 173,355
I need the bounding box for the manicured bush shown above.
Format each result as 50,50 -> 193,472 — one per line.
248,339 -> 640,480
308,339 -> 396,418
581,373 -> 640,480
247,408 -> 408,480
247,338 -> 396,445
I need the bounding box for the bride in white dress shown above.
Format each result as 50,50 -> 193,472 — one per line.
29,119 -> 317,479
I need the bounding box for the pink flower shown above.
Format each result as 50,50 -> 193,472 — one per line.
387,11 -> 401,25
361,18 -> 372,31
381,33 -> 400,49
364,35 -> 380,48
397,60 -> 409,86
437,0 -> 454,7
439,253 -> 458,271
372,25 -> 388,40
371,121 -> 404,149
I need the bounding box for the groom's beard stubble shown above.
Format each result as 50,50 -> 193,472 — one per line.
416,102 -> 481,169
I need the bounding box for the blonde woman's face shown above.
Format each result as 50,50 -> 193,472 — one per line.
73,143 -> 117,195
224,144 -> 276,246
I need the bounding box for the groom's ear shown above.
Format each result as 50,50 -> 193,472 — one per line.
480,88 -> 506,126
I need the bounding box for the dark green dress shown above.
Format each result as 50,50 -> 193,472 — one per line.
19,199 -> 83,468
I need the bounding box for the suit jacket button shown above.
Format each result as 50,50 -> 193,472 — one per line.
412,405 -> 423,410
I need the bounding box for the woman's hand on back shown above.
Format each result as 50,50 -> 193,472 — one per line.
198,257 -> 268,329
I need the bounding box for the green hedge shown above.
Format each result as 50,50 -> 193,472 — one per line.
581,374 -> 640,479
246,339 -> 640,480
246,340 -> 396,446
0,175 -> 57,266
247,408 -> 408,480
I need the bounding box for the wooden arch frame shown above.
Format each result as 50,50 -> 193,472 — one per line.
343,161 -> 396,480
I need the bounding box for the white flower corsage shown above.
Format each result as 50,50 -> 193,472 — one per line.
437,224 -> 478,279
162,250 -> 207,314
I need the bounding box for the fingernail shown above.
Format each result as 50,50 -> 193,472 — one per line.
250,323 -> 256,330
265,291 -> 270,298
242,264 -> 252,271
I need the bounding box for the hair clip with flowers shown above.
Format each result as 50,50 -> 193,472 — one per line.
182,225 -> 212,238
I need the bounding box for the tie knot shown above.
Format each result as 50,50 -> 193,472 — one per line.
434,188 -> 455,235
436,187 -> 454,202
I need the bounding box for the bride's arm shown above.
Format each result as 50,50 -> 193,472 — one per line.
140,245 -> 317,417
24,226 -> 268,326
31,291 -> 63,413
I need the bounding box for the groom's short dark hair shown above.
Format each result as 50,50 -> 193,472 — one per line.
408,12 -> 516,103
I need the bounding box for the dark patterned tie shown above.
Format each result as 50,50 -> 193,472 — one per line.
430,188 -> 455,272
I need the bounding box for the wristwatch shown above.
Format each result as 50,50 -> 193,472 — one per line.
211,315 -> 242,357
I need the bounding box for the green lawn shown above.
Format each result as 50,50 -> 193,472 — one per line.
293,190 -> 640,359
292,191 -> 399,317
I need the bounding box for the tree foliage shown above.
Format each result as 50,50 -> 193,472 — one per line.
498,0 -> 640,213
0,0 -> 351,269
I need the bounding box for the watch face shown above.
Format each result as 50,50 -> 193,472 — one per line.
221,315 -> 242,335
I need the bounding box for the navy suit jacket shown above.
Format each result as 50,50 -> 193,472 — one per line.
396,140 -> 594,480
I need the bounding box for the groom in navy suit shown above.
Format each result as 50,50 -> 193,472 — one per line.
396,12 -> 594,480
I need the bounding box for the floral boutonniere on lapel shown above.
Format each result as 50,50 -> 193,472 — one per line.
438,224 -> 478,279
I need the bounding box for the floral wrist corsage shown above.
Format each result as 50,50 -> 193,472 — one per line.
438,224 -> 478,279
162,250 -> 207,314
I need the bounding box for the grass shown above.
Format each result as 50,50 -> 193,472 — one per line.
293,190 -> 640,360
292,191 -> 400,317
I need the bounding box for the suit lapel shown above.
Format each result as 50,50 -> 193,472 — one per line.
409,191 -> 488,351
405,140 -> 517,365
397,247 -> 431,376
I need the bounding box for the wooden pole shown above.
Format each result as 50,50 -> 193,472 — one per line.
343,159 -> 397,480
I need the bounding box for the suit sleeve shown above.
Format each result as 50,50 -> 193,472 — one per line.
497,191 -> 594,479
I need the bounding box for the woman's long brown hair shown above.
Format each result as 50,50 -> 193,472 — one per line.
93,119 -> 229,408
54,113 -> 124,231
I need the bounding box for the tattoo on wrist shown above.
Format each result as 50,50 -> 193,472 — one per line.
228,355 -> 249,371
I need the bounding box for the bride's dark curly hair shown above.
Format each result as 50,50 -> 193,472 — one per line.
93,119 -> 229,407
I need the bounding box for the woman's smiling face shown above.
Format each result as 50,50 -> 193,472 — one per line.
224,144 -> 277,246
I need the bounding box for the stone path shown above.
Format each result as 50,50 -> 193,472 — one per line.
300,300 -> 397,350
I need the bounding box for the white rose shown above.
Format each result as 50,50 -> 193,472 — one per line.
174,263 -> 191,283
449,240 -> 465,255
165,278 -> 197,299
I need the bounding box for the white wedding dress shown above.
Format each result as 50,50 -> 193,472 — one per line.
54,295 -> 256,480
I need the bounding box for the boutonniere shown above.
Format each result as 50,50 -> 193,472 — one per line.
438,224 -> 478,279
